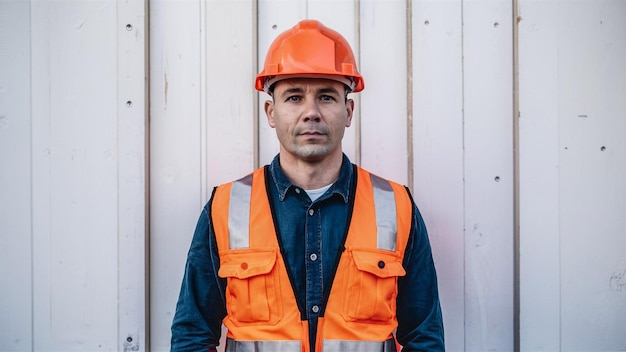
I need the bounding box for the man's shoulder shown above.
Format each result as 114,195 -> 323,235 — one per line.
355,166 -> 406,188
216,166 -> 267,188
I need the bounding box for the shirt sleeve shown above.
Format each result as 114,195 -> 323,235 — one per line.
395,201 -> 445,351
171,201 -> 227,352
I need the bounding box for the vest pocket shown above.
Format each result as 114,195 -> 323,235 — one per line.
218,248 -> 282,325
342,248 -> 406,323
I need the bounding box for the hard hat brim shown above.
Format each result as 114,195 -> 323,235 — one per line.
261,74 -> 356,94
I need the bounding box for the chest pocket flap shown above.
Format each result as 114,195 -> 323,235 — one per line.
218,248 -> 277,279
218,248 -> 282,324
351,249 -> 406,278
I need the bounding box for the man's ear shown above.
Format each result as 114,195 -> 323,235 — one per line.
345,99 -> 355,127
265,100 -> 276,128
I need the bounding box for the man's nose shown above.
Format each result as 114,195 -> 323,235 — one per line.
302,98 -> 322,122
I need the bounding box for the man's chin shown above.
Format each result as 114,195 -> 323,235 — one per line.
293,147 -> 330,161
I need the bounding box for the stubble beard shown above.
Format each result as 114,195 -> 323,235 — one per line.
290,143 -> 332,161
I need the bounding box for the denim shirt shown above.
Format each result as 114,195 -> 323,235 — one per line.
171,154 -> 444,351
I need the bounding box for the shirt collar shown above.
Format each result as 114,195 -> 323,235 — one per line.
269,154 -> 353,203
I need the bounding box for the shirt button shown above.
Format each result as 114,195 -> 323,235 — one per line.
311,305 -> 320,313
295,188 -> 301,194
308,209 -> 315,216
310,253 -> 318,262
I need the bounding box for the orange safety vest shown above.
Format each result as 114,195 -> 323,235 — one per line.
211,166 -> 413,352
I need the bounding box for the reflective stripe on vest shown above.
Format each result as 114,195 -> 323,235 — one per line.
227,172 -> 398,251
225,337 -> 396,352
323,337 -> 397,352
228,173 -> 253,249
225,337 -> 301,352
370,173 -> 397,251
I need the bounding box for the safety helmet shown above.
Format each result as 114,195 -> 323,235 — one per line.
255,19 -> 365,93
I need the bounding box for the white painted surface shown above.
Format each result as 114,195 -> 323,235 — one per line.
117,0 -> 148,350
519,1 -> 626,350
149,0 -> 204,349
463,0 -> 515,350
557,3 -> 626,348
518,1 -> 562,350
0,1 -> 33,350
30,2 -> 120,350
2,0 -> 626,351
359,0 -> 409,185
411,2 -> 465,350
1,0 -> 147,351
203,1 -> 257,187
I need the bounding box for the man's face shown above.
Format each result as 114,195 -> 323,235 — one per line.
265,78 -> 354,163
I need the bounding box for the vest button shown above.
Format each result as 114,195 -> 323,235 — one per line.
240,262 -> 248,270
378,260 -> 385,269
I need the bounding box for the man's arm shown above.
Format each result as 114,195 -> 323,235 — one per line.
171,203 -> 227,352
396,202 -> 445,351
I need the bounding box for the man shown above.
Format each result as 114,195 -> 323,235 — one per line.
171,19 -> 444,352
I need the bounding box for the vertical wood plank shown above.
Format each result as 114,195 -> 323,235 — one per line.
31,1 -> 120,350
519,1 -> 626,350
30,2 -> 53,349
205,1 -> 256,188
411,1 -> 465,350
517,1 -> 561,350
0,1 -> 33,350
148,0 -> 203,349
555,1 -> 626,350
117,0 -> 148,350
359,0 -> 408,185
463,0 -> 514,350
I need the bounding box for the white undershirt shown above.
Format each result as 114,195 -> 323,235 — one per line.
304,183 -> 333,202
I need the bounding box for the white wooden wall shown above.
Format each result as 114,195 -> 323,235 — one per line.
518,1 -> 626,351
1,0 -> 625,351
0,0 -> 148,351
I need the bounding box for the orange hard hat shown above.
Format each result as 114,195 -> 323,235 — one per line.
255,19 -> 365,93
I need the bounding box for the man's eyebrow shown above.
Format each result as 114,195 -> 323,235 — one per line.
277,86 -> 342,97
317,87 -> 342,95
278,87 -> 304,97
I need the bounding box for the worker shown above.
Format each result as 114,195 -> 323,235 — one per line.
171,19 -> 444,352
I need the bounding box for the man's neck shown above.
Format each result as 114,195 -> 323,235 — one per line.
278,152 -> 343,190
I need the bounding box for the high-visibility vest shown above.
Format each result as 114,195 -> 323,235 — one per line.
211,165 -> 413,352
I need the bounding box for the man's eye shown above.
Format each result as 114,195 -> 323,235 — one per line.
320,95 -> 335,101
287,96 -> 301,102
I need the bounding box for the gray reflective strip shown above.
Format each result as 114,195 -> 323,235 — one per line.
370,174 -> 397,252
323,337 -> 397,352
228,174 -> 253,249
225,337 -> 301,352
